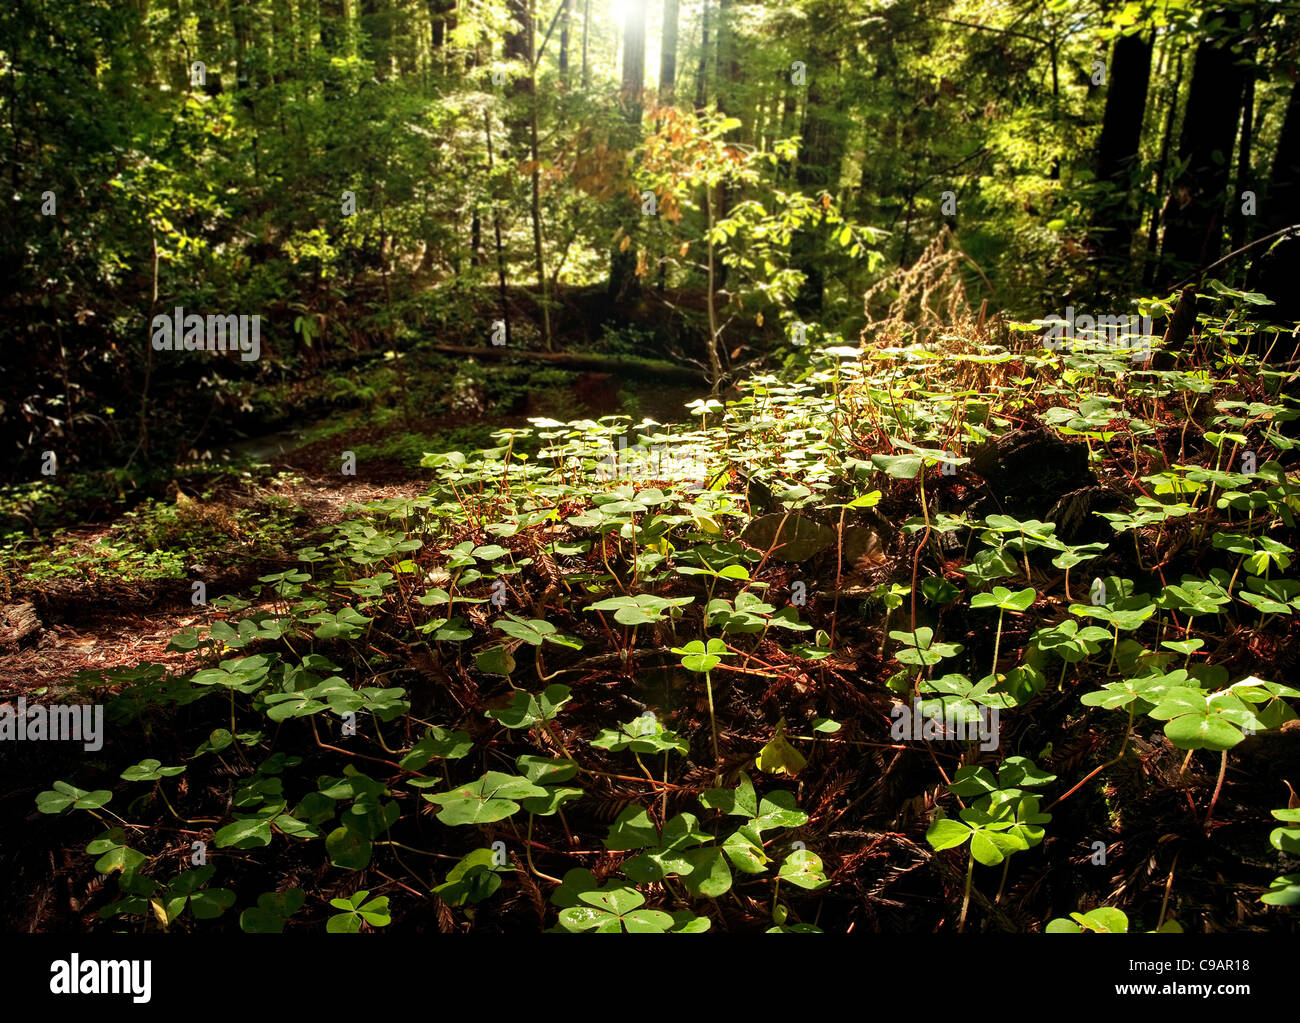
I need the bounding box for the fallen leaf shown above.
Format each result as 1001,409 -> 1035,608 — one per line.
756,720 -> 807,777
740,514 -> 836,562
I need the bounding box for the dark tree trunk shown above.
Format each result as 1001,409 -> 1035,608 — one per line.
1230,70 -> 1255,253
1156,13 -> 1246,288
1248,81 -> 1300,326
1142,48 -> 1182,287
695,1 -> 710,110
1091,29 -> 1152,268
715,0 -> 741,128
559,0 -> 573,79
792,38 -> 842,317
429,0 -> 454,50
360,0 -> 392,81
504,0 -> 530,88
320,0 -> 345,98
196,8 -> 223,94
229,0 -> 253,94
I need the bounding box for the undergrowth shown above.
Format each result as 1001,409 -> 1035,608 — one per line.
15,290 -> 1300,934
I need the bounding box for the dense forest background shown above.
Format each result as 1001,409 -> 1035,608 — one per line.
2,0 -> 1298,485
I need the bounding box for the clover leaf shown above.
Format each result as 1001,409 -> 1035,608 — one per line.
120,759 -> 186,783
425,771 -> 549,826
485,684 -> 572,728
327,890 -> 391,933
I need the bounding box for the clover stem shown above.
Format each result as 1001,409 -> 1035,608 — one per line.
1047,703 -> 1135,811
1203,750 -> 1229,832
525,814 -> 564,884
544,720 -> 575,763
1155,850 -> 1180,932
957,849 -> 975,933
374,839 -> 440,856
910,472 -> 931,636
662,753 -> 670,820
704,670 -> 721,783
535,645 -> 565,682
600,536 -> 627,594
994,858 -> 1010,905
1057,660 -> 1068,692
229,690 -> 248,768
830,505 -> 846,648
155,783 -> 219,825
1227,554 -> 1245,595
633,750 -> 656,786
370,715 -> 400,755
991,607 -> 1004,680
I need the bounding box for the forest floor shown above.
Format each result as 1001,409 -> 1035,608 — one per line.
1,343 -> 695,688
3,318 -> 1300,935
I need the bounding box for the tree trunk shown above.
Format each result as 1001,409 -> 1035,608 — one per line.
426,345 -> 705,382
229,0 -> 253,94
620,0 -> 646,122
528,1 -> 552,349
196,7 -> 223,94
1248,80 -> 1300,325
1142,48 -> 1182,287
484,111 -> 511,343
695,1 -> 710,110
320,0 -> 345,98
609,0 -> 646,305
581,0 -> 590,89
712,0 -> 741,290
792,34 -> 842,317
504,0 -> 530,88
429,0 -> 454,50
1156,13 -> 1246,288
1091,29 -> 1152,269
659,0 -> 679,105
360,0 -> 392,81
559,0 -> 573,79
1230,69 -> 1255,253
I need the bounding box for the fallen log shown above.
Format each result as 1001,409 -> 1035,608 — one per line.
428,345 -> 706,384
0,602 -> 42,650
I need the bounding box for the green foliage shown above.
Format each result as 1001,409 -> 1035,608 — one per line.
19,292 -> 1300,935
